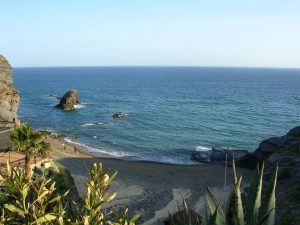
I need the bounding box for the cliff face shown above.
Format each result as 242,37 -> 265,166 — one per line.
237,126 -> 300,223
0,55 -> 19,127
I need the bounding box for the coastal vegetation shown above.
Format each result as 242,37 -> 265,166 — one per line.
168,161 -> 278,225
10,123 -> 51,177
0,153 -> 279,225
0,162 -> 139,224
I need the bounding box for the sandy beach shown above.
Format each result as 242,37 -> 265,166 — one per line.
47,135 -> 254,224
0,129 -> 254,224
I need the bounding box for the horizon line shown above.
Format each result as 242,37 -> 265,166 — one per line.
12,65 -> 300,70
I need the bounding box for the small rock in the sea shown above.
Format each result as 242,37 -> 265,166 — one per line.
56,90 -> 80,111
112,112 -> 126,119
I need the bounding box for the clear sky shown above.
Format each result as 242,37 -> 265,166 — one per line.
1,1 -> 300,68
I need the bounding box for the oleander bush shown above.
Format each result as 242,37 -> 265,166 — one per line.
0,163 -> 139,225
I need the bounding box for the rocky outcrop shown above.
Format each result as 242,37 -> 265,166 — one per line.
0,55 -> 19,127
192,147 -> 249,164
237,126 -> 300,223
56,90 -> 80,111
237,126 -> 300,169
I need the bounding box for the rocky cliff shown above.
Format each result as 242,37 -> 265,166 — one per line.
237,126 -> 300,223
0,55 -> 19,127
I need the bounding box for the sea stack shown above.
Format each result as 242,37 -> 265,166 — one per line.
56,90 -> 80,111
0,55 -> 20,127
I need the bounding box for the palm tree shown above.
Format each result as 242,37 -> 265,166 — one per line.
10,123 -> 51,177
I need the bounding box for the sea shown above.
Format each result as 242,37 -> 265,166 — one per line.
13,67 -> 300,164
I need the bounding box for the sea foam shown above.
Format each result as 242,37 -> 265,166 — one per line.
74,103 -> 86,109
195,146 -> 211,151
81,123 -> 96,127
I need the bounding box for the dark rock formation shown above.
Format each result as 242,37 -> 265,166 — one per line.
237,126 -> 300,223
0,55 -> 19,127
237,127 -> 300,169
192,147 -> 249,164
112,112 -> 126,119
56,90 -> 80,111
211,148 -> 249,162
192,150 -> 212,163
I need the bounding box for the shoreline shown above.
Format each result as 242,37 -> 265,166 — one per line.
47,130 -> 201,165
48,132 -> 201,166
46,132 -> 254,224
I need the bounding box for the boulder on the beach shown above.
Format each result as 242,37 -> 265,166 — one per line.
192,150 -> 212,163
112,112 -> 126,119
56,90 -> 80,111
0,55 -> 19,127
211,147 -> 249,162
192,147 -> 249,164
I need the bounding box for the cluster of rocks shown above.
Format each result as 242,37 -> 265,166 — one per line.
56,90 -> 80,111
192,147 -> 249,164
0,55 -> 19,127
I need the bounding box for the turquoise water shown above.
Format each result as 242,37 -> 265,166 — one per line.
13,67 -> 300,164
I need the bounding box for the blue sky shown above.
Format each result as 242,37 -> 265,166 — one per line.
1,1 -> 300,68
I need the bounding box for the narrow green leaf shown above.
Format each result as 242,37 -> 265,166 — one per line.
4,204 -> 25,217
209,205 -> 226,225
232,159 -> 238,185
206,189 -> 226,225
231,177 -> 245,225
246,164 -> 264,225
259,166 -> 278,225
36,213 -> 57,223
130,213 -> 140,223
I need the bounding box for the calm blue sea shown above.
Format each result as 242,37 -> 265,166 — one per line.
13,67 -> 300,164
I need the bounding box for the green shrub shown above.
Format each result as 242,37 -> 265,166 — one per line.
0,163 -> 139,225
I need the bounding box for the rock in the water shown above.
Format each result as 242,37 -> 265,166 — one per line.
112,112 -> 126,119
56,90 -> 80,111
0,55 -> 19,127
